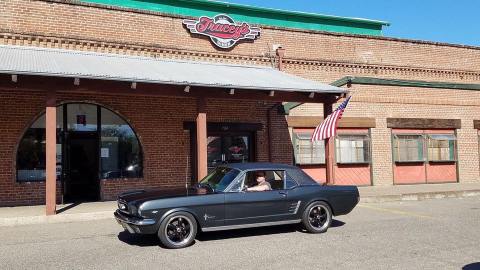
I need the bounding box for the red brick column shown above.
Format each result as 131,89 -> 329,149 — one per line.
196,98 -> 207,181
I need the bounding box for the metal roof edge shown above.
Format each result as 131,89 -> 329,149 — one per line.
282,77 -> 351,114
0,45 -> 345,93
180,0 -> 390,26
74,0 -> 388,35
346,76 -> 480,90
0,69 -> 345,93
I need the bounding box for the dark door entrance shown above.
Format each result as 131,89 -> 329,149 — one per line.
184,121 -> 261,181
207,132 -> 254,172
63,131 -> 99,202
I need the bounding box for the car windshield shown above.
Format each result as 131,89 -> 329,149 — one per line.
199,167 -> 240,192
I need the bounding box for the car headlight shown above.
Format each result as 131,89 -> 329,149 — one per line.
118,201 -> 127,211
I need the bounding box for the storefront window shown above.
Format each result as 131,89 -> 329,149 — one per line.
427,134 -> 456,161
100,108 -> 143,179
16,104 -> 143,182
335,135 -> 371,164
17,107 -> 64,182
293,132 -> 325,164
393,134 -> 424,162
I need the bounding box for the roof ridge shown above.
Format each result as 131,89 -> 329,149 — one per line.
0,44 -> 346,93
0,44 -> 275,70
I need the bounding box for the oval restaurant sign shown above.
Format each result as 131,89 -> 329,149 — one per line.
183,14 -> 261,49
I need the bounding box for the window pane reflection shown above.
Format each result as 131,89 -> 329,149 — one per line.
17,107 -> 63,181
100,108 -> 143,179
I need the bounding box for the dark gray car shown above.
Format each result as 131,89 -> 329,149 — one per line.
114,162 -> 360,248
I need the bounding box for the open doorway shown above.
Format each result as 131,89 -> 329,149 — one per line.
63,131 -> 99,202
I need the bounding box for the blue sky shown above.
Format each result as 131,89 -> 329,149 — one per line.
226,0 -> 480,46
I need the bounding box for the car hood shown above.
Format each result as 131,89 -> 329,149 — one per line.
118,187 -> 210,203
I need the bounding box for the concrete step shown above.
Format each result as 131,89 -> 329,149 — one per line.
359,183 -> 480,203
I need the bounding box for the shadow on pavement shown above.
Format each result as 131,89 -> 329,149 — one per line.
196,224 -> 298,242
117,219 -> 346,247
117,231 -> 160,247
463,263 -> 480,270
331,219 -> 346,228
197,219 -> 345,242
56,202 -> 82,214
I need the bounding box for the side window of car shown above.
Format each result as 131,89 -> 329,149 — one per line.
267,171 -> 285,190
227,174 -> 244,192
244,170 -> 285,190
285,172 -> 298,189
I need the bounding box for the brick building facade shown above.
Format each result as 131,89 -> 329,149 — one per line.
1,0 -> 479,208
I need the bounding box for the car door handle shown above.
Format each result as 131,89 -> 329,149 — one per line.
278,191 -> 287,197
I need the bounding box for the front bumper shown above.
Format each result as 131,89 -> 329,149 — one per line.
114,210 -> 157,234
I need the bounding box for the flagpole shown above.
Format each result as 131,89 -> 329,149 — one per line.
313,94 -> 351,185
324,99 -> 335,185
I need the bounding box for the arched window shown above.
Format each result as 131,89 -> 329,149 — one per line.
16,103 -> 143,182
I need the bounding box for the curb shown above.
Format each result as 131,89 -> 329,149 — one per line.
360,190 -> 480,203
0,211 -> 113,227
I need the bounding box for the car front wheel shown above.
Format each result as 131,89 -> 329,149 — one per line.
302,201 -> 332,233
158,211 -> 197,249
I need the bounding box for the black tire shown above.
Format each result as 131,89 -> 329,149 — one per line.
158,211 -> 197,249
302,201 -> 332,233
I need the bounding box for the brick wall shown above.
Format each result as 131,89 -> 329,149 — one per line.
0,90 -> 64,205
0,88 -> 290,205
0,0 -> 480,204
1,0 -> 480,81
292,85 -> 480,186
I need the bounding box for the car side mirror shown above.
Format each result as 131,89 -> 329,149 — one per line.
241,186 -> 248,192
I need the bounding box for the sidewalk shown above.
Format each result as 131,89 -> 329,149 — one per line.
0,201 -> 117,227
1,183 -> 479,227
359,183 -> 480,203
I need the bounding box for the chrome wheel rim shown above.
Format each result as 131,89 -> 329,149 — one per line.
308,205 -> 330,230
164,215 -> 193,247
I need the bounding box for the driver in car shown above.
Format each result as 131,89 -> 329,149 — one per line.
246,171 -> 272,192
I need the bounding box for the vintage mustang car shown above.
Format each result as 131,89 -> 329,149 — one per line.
114,163 -> 360,249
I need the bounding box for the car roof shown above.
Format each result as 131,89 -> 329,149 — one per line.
222,162 -> 318,186
224,162 -> 299,171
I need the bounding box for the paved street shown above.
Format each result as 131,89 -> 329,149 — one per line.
0,197 -> 479,270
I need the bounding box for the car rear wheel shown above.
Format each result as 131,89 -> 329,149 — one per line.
158,212 -> 197,249
302,201 -> 332,233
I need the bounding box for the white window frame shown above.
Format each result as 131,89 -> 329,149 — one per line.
335,134 -> 371,164
292,132 -> 325,165
427,134 -> 456,162
392,134 -> 425,163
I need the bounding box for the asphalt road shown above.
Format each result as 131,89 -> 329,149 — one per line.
0,197 -> 479,270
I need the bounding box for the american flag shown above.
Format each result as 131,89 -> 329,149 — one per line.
311,96 -> 351,142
